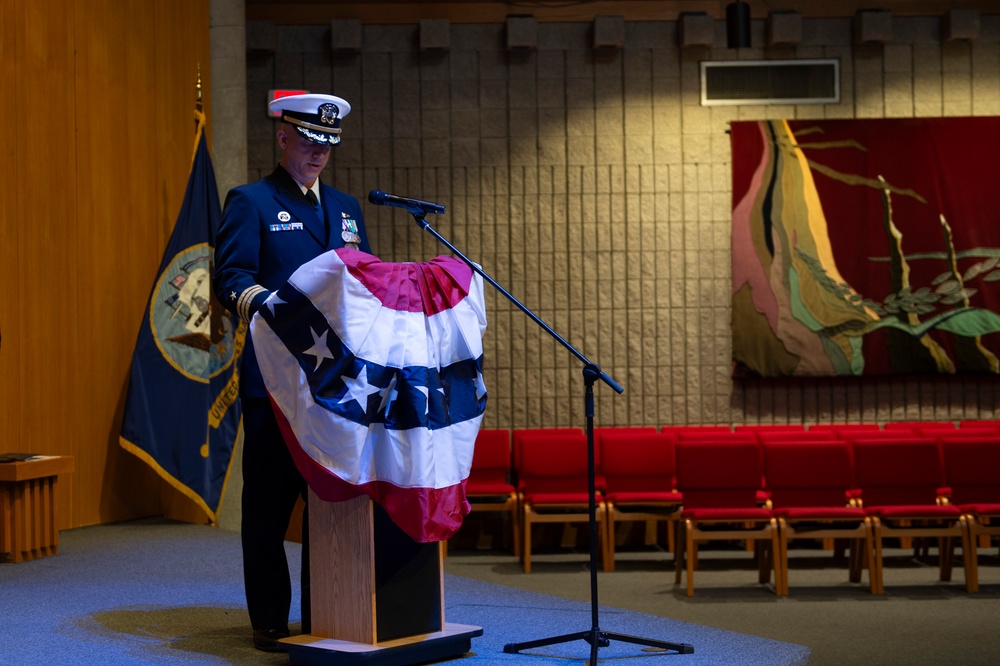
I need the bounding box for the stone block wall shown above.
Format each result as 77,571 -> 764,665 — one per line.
242,16 -> 1000,428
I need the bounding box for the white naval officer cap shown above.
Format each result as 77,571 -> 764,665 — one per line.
268,93 -> 352,146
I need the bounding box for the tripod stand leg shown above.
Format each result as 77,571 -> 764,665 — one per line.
503,631 -> 592,654
502,367 -> 694,662
603,631 -> 695,654
504,629 -> 693,659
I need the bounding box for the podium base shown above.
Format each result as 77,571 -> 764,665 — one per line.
282,623 -> 483,666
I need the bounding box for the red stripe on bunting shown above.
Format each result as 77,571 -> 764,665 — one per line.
269,395 -> 471,543
337,247 -> 473,315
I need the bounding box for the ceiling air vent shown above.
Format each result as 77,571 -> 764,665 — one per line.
700,59 -> 839,106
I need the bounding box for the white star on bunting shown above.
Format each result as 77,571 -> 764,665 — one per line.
338,365 -> 381,411
303,327 -> 335,371
266,293 -> 287,315
415,386 -> 431,415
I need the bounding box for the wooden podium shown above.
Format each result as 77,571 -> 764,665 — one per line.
0,456 -> 75,563
282,490 -> 482,665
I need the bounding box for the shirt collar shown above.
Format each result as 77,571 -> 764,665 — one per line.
288,174 -> 321,205
300,180 -> 321,205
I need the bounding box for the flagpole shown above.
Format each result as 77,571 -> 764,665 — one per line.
196,65 -> 203,121
192,67 -> 207,164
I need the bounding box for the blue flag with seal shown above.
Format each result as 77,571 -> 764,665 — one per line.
119,109 -> 246,523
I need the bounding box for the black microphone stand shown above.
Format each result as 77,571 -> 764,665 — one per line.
403,207 -> 695,664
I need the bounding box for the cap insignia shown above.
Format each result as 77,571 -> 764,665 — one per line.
319,103 -> 339,126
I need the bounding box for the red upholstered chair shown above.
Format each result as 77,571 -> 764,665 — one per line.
763,440 -> 875,595
512,428 -> 583,474
884,420 -> 954,432
910,425 -> 967,437
599,431 -> 682,571
667,432 -> 769,511
852,437 -> 973,594
734,424 -> 806,434
673,440 -> 779,596
671,432 -> 769,504
511,427 -> 584,511
940,435 -> 1000,592
673,431 -> 757,442
911,429 -> 997,559
931,427 -> 997,440
515,432 -> 606,573
595,426 -> 657,437
757,430 -> 850,553
660,425 -> 732,438
460,429 -> 519,556
757,430 -> 838,443
959,419 -> 1000,432
808,424 -> 882,437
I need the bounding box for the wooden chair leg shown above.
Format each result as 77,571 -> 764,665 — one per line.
686,521 -> 697,597
522,511 -> 533,574
871,518 -> 884,594
848,537 -> 862,584
756,539 -> 770,584
776,519 -> 789,596
772,521 -> 784,596
511,507 -> 521,559
597,508 -> 607,571
643,519 -> 657,546
674,520 -> 684,586
899,519 -> 912,551
963,516 -> 979,593
604,511 -> 616,573
940,535 -> 954,582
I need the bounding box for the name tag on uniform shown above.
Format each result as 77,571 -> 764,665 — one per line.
269,222 -> 304,232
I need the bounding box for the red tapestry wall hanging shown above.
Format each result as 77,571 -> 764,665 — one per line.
731,118 -> 1000,378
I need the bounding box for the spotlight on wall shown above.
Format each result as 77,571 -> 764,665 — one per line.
726,2 -> 752,49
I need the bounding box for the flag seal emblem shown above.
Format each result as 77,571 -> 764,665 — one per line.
151,243 -> 239,382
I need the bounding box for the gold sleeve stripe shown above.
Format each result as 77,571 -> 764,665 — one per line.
237,285 -> 268,322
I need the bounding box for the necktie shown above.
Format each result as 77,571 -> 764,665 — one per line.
305,189 -> 319,207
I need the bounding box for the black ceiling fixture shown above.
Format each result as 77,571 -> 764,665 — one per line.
726,2 -> 752,49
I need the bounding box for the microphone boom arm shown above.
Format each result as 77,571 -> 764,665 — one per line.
409,212 -> 622,395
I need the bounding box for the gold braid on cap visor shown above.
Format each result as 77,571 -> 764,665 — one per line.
283,114 -> 342,136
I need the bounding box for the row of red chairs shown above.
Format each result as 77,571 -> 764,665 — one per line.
463,427 -> 1000,596
665,420 -> 1000,438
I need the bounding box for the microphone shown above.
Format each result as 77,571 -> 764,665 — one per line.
368,190 -> 446,215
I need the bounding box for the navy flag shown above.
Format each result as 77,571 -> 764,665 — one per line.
119,109 -> 245,523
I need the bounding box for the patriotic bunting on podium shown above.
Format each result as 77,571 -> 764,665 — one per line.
251,247 -> 488,542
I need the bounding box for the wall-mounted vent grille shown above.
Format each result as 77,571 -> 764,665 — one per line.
700,59 -> 839,106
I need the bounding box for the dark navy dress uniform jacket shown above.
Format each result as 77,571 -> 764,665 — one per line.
213,165 -> 372,398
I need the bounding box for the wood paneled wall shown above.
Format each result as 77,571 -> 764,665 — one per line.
0,0 -> 212,529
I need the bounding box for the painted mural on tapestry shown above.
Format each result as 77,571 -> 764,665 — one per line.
731,117 -> 1000,378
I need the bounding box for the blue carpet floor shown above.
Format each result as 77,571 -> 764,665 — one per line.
0,520 -> 809,665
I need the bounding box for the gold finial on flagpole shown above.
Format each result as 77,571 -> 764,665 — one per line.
196,64 -> 203,111
193,65 -> 206,151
